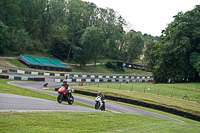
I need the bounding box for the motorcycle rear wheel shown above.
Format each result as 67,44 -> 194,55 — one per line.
57,93 -> 63,103
101,103 -> 105,111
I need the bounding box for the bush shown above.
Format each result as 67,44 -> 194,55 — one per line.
105,61 -> 118,70
105,61 -> 113,68
0,21 -> 10,54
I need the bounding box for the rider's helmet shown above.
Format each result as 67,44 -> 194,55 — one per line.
98,91 -> 102,95
63,79 -> 67,84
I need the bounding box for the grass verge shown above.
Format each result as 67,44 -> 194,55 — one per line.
0,111 -> 200,133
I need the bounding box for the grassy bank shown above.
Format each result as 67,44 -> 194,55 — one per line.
0,111 -> 200,133
0,58 -> 151,75
72,83 -> 200,116
96,83 -> 200,101
71,65 -> 151,75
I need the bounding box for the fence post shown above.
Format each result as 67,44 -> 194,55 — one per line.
182,93 -> 190,100
171,91 -> 173,98
130,85 -> 133,91
157,89 -> 159,95
144,87 -> 145,92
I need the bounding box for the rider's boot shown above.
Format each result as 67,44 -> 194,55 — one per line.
99,101 -> 103,108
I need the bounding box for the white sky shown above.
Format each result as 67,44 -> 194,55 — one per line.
83,0 -> 200,36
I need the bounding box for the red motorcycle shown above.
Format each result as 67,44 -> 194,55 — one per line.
57,86 -> 74,105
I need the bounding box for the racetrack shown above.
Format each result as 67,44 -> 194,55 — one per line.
0,93 -> 101,112
5,81 -> 181,121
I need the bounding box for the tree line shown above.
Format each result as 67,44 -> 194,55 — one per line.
144,5 -> 200,82
0,0 -> 157,66
1,0 -> 199,83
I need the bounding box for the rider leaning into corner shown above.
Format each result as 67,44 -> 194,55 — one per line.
97,91 -> 106,108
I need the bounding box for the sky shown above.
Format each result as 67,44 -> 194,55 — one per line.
82,0 -> 200,36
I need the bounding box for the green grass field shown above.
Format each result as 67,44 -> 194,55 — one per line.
96,83 -> 200,101
0,111 -> 200,133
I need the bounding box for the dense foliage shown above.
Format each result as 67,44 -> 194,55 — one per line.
144,5 -> 200,83
0,0 -> 154,65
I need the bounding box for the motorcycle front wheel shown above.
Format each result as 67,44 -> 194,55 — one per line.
68,95 -> 74,105
95,102 -> 100,109
57,93 -> 63,103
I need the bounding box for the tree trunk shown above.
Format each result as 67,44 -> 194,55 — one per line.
94,56 -> 96,66
67,44 -> 72,63
12,30 -> 15,40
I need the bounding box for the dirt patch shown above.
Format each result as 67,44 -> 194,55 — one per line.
0,59 -> 17,68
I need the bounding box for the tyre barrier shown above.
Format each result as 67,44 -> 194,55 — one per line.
0,75 -> 9,79
74,89 -> 200,122
0,74 -> 45,81
0,70 -> 10,73
8,69 -> 66,77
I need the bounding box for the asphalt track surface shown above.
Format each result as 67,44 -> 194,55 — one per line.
0,93 -> 101,112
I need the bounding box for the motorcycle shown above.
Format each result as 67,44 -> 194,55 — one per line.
95,96 -> 106,111
57,86 -> 74,105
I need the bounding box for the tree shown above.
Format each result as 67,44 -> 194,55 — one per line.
125,30 -> 144,63
143,35 -> 156,71
11,29 -> 32,54
72,46 -> 84,66
80,26 -> 105,66
149,5 -> 200,82
66,0 -> 91,62
0,0 -> 22,29
0,21 -> 10,54
49,25 -> 70,60
190,52 -> 200,73
49,37 -> 70,60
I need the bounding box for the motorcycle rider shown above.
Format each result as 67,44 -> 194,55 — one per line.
97,91 -> 105,108
62,79 -> 70,93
